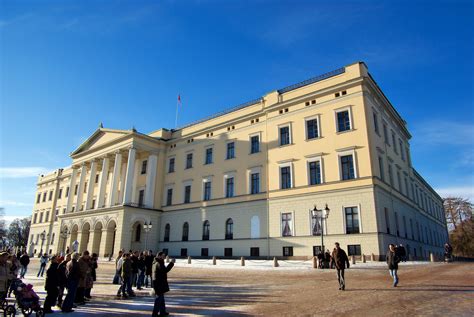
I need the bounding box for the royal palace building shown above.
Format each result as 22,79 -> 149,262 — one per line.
27,62 -> 448,260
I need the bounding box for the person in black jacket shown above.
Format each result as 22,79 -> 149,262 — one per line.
136,252 -> 146,290
43,255 -> 60,313
19,252 -> 30,278
61,252 -> 80,313
386,244 -> 400,287
131,251 -> 139,288
145,250 -> 154,288
330,242 -> 350,291
152,252 -> 174,316
57,253 -> 71,308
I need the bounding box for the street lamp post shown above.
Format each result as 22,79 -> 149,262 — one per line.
39,230 -> 48,257
144,221 -> 153,251
60,228 -> 71,254
311,204 -> 330,252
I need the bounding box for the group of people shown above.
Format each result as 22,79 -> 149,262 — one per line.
0,250 -> 31,298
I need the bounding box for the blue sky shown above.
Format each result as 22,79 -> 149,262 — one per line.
1,0 -> 473,222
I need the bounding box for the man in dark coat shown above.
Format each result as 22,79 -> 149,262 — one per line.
145,250 -> 154,288
152,252 -> 174,316
386,244 -> 400,287
61,252 -> 80,313
43,256 -> 60,313
19,252 -> 30,278
330,242 -> 350,291
57,253 -> 71,308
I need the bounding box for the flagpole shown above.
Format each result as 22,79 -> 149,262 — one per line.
175,94 -> 179,128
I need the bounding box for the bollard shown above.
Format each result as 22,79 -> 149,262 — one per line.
313,256 -> 318,269
273,257 -> 279,267
430,252 -> 435,262
351,255 -> 356,265
362,254 -> 366,263
212,256 -> 217,265
241,257 -> 245,266
187,256 -> 192,264
165,255 -> 170,263
371,253 -> 375,262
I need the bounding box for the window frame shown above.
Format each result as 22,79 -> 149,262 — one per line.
278,123 -> 292,146
334,106 -> 353,133
337,149 -> 358,181
279,163 -> 293,189
280,211 -> 294,237
205,147 -> 213,165
304,115 -> 321,140
226,141 -> 236,160
249,133 -> 261,154
141,159 -> 148,175
185,152 -> 193,169
344,206 -> 360,234
168,157 -> 175,173
307,156 -> 324,186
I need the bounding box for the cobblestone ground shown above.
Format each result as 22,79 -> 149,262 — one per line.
7,259 -> 474,316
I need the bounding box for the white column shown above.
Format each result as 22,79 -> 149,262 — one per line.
130,158 -> 140,204
123,147 -> 137,204
96,156 -> 109,209
144,152 -> 158,208
66,168 -> 78,212
108,151 -> 122,207
85,159 -> 97,210
118,162 -> 127,204
75,164 -> 87,211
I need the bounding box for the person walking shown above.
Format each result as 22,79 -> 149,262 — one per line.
145,250 -> 154,288
37,253 -> 49,277
43,255 -> 60,313
330,242 -> 350,291
131,251 -> 139,288
19,251 -> 30,279
57,253 -> 71,308
75,251 -> 91,305
120,253 -> 135,298
386,244 -> 400,287
137,252 -> 146,290
152,252 -> 175,316
61,252 -> 80,313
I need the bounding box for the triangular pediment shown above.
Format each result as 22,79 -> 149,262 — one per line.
71,128 -> 131,156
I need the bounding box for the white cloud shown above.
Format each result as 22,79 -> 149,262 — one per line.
412,121 -> 474,146
435,186 -> 474,201
0,167 -> 50,178
0,200 -> 33,207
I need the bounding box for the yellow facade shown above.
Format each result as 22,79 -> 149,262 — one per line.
27,62 -> 447,260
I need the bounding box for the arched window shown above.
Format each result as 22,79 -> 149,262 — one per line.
135,224 -> 141,242
202,220 -> 210,240
225,218 -> 233,240
164,223 -> 170,242
182,222 -> 189,241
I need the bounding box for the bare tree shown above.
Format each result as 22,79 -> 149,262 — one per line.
0,208 -> 7,249
443,197 -> 473,230
7,217 -> 31,248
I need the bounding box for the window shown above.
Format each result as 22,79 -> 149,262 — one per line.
201,248 -> 209,256
385,208 -> 390,234
388,164 -> 394,186
182,222 -> 189,241
404,178 -> 409,196
281,212 -> 293,236
224,248 -> 233,257
58,188 -> 62,199
250,135 -> 260,154
225,177 -> 234,198
164,224 -> 170,242
225,218 -> 233,240
65,187 -> 69,198
345,207 -> 360,234
186,153 -> 193,169
283,246 -> 293,256
184,185 -> 191,203
311,210 -> 322,236
205,148 -> 213,164
373,111 -> 379,134
74,185 -> 78,195
279,126 -> 290,146
336,110 -> 351,132
36,193 -> 41,203
54,209 -> 59,221
383,124 -> 389,145
168,158 -> 175,173
33,213 -> 37,223
92,199 -> 95,209
392,132 -> 397,153
50,233 -> 55,245
202,220 -> 210,240
340,155 -> 355,180
43,192 -> 47,202
135,224 -> 141,242
308,160 -> 322,185
141,160 -> 148,174
181,249 -> 188,257
45,210 -> 50,222
251,173 -> 260,194
250,247 -> 260,257
379,157 -> 385,181
95,174 -> 99,183
399,140 -> 405,161
306,118 -> 319,139
347,245 -> 361,256
226,142 -> 235,159
138,189 -> 145,207
280,166 -> 292,189
203,181 -> 212,201
39,213 -> 43,223
166,188 -> 173,206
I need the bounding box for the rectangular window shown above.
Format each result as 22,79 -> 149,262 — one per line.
281,212 -> 293,236
383,124 -> 389,145
95,174 -> 99,183
397,171 -> 402,191
37,193 -> 41,203
65,187 -> 69,198
141,160 -> 148,174
45,210 -> 49,222
306,118 -> 319,139
388,164 -> 394,186
392,132 -> 397,153
186,153 -> 193,169
43,192 -> 47,202
58,188 -> 62,199
166,188 -> 173,206
181,248 -> 188,257
54,209 -> 59,221
201,248 -> 209,257
203,181 -> 212,201
385,207 -> 390,234
280,166 -> 292,189
309,161 -> 322,185
250,135 -> 260,154
337,110 -> 351,132
226,142 -> 235,159
282,246 -> 293,256
340,155 -> 355,180
39,212 -> 43,223
205,148 -> 213,164
184,185 -> 191,204
345,206 -> 360,234
224,248 -> 233,257
168,158 -> 175,173
347,245 -> 361,256
92,199 -> 95,209
250,247 -> 260,257
74,185 -> 78,195
279,126 -> 290,146
379,157 -> 385,181
225,177 -> 234,198
373,112 -> 379,134
251,172 -> 260,194
399,140 -> 405,161
138,189 -> 145,207
48,190 -> 53,201
33,213 -> 37,224
404,178 -> 409,196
